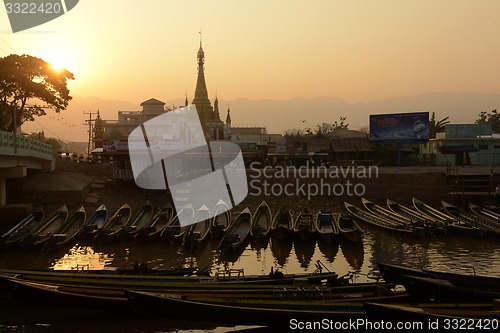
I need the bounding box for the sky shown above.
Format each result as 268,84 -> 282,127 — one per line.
1,0 -> 500,142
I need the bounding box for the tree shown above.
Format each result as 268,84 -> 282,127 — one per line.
476,109 -> 500,132
429,112 -> 450,138
304,116 -> 349,135
0,54 -> 74,132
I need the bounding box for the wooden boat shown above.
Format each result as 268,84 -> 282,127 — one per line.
362,198 -> 425,235
270,208 -> 294,240
364,302 -> 500,321
387,199 -> 446,235
402,275 -> 500,302
315,210 -> 338,244
334,213 -> 362,242
136,204 -> 173,241
250,200 -> 272,241
125,290 -> 367,327
20,205 -> 68,249
116,202 -> 154,240
44,206 -> 86,251
183,205 -> 211,249
293,209 -> 316,241
94,203 -> 132,242
377,262 -> 500,289
160,206 -> 194,243
0,209 -> 44,249
210,199 -> 231,239
344,202 -> 414,235
469,202 -> 500,221
412,197 -> 483,236
219,207 -> 252,254
442,201 -> 499,236
0,268 -> 342,290
78,204 -> 108,240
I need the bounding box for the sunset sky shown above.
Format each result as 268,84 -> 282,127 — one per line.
1,0 -> 500,142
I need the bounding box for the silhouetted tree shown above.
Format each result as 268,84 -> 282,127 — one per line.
476,109 -> 500,132
0,54 -> 74,131
304,116 -> 349,135
429,112 -> 450,138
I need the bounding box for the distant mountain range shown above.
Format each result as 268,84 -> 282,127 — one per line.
37,92 -> 500,142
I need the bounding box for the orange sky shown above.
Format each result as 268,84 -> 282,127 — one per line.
2,1 -> 500,141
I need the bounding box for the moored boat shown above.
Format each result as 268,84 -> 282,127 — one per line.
250,200 -> 272,241
271,207 -> 294,240
78,204 -> 108,240
469,202 -> 500,221
334,213 -> 362,242
160,205 -> 194,243
315,210 -> 338,244
183,205 -> 211,249
210,199 -> 231,240
387,199 -> 446,235
117,202 -> 154,240
94,203 -> 132,242
20,205 -> 68,249
136,204 -> 173,241
44,206 -> 86,251
442,201 -> 498,236
0,209 -> 44,249
344,202 -> 414,235
219,207 -> 252,254
293,209 -> 316,241
412,197 -> 482,236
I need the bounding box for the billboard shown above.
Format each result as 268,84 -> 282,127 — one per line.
369,112 -> 429,143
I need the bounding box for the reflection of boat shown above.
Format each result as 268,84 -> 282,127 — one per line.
184,205 -> 211,249
250,201 -> 272,241
210,199 -> 231,240
339,239 -> 364,270
334,213 -> 362,242
315,210 -> 338,243
271,208 -> 294,240
21,205 -> 68,249
0,209 -> 44,249
293,237 -> 316,269
45,206 -> 86,251
270,236 -> 293,266
442,201 -> 498,235
78,204 -> 108,240
94,204 -> 132,243
219,207 -> 252,254
317,237 -> 339,263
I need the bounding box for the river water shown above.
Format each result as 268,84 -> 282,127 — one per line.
1,216 -> 499,332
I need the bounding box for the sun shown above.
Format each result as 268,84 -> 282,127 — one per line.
41,50 -> 74,73
48,56 -> 68,72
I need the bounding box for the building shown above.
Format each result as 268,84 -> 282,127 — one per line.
420,124 -> 500,166
100,41 -> 225,143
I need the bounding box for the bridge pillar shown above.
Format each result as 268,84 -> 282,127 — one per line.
0,166 -> 27,206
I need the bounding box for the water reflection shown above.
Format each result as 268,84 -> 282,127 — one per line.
0,226 -> 498,283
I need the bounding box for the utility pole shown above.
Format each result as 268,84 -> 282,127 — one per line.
84,111 -> 99,157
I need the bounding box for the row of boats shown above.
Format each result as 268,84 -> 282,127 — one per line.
345,197 -> 500,237
0,199 -> 363,252
0,262 -> 498,327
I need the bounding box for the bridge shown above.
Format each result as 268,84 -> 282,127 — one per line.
0,130 -> 54,206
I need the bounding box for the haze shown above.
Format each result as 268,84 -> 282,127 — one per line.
1,0 -> 500,142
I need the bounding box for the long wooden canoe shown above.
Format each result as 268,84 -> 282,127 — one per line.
442,201 -> 500,236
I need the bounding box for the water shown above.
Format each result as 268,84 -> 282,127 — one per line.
1,223 -> 499,332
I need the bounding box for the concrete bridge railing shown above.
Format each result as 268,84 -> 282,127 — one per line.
0,130 -> 53,160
